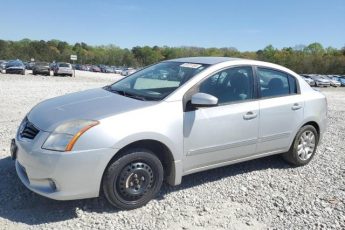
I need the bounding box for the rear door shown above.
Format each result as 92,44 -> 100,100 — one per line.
256,67 -> 304,154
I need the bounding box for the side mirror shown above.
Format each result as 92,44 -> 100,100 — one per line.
191,93 -> 218,107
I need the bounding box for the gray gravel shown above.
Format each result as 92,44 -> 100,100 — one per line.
0,73 -> 344,230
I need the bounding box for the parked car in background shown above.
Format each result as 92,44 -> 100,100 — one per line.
122,67 -> 136,76
331,76 -> 345,86
114,67 -> 124,74
104,66 -> 114,73
99,65 -> 107,73
53,62 -> 73,77
84,65 -> 91,71
90,65 -> 101,72
32,62 -> 50,76
25,62 -> 35,70
11,57 -> 327,210
75,64 -> 87,71
5,60 -> 26,75
309,75 -> 330,87
324,75 -> 341,87
300,75 -> 315,86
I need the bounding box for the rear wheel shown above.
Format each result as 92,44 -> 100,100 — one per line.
102,149 -> 163,210
282,125 -> 319,166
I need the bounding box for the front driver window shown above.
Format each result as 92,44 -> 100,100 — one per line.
199,66 -> 254,104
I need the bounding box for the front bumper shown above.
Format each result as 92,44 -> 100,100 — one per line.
6,69 -> 24,74
331,82 -> 341,87
316,82 -> 330,87
14,134 -> 117,200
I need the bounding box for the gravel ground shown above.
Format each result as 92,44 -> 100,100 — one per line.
0,72 -> 344,230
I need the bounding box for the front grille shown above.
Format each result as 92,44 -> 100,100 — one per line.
20,118 -> 39,139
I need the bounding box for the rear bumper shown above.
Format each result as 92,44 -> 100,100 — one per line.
56,70 -> 73,75
15,135 -> 117,200
34,69 -> 50,74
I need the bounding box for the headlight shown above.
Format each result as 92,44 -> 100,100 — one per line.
42,120 -> 99,152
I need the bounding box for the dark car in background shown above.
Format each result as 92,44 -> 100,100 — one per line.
25,62 -> 35,70
5,60 -> 26,75
75,64 -> 87,71
90,65 -> 101,72
32,62 -> 50,76
104,66 -> 114,73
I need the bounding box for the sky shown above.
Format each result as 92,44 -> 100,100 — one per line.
0,0 -> 344,51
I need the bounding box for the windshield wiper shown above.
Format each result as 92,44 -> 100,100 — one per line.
104,86 -> 126,96
104,86 -> 147,101
124,92 -> 147,101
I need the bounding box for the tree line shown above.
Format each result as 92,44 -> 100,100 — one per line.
0,38 -> 344,74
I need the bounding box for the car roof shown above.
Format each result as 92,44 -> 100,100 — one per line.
166,56 -> 241,65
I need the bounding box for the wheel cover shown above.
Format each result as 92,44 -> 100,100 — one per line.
297,131 -> 316,161
116,162 -> 154,201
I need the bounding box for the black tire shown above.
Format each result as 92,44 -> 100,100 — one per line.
102,149 -> 163,210
282,125 -> 319,166
53,72 -> 58,76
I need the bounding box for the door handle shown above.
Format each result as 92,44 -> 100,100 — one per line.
292,103 -> 302,110
243,111 -> 257,120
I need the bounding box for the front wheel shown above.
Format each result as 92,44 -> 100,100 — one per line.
102,149 -> 163,209
282,125 -> 319,166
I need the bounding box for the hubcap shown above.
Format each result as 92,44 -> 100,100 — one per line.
117,162 -> 154,201
297,131 -> 316,161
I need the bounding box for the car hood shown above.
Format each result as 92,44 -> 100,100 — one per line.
27,88 -> 156,131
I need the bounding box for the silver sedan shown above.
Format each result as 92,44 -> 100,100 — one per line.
12,57 -> 327,209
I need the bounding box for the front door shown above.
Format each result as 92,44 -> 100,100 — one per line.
183,66 -> 259,173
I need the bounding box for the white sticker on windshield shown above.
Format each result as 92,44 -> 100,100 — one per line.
180,63 -> 202,68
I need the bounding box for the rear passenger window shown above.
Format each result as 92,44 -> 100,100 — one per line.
258,68 -> 297,98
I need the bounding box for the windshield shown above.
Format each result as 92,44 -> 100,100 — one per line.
6,61 -> 23,67
107,61 -> 209,101
59,63 -> 70,67
36,62 -> 49,66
